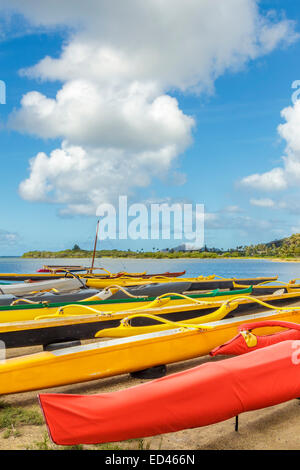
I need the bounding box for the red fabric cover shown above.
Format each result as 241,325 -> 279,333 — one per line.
39,340 -> 300,445
210,320 -> 300,357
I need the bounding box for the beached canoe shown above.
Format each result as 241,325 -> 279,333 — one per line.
85,275 -> 278,290
1,288 -> 300,349
0,272 -> 277,290
1,306 -> 300,394
39,340 -> 300,445
0,281 -> 193,307
0,286 -> 251,322
0,287 -> 253,347
0,278 -> 87,296
0,270 -> 187,281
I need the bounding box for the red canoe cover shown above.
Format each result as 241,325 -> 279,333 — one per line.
210,320 -> 300,357
39,340 -> 300,446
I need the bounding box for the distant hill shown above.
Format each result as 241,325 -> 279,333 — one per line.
265,238 -> 288,248
243,233 -> 300,257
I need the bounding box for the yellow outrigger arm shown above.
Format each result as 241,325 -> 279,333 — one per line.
33,292 -> 241,321
95,300 -> 239,338
94,295 -> 300,339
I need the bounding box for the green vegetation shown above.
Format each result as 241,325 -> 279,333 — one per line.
0,401 -> 43,430
3,428 -> 22,439
22,233 -> 300,260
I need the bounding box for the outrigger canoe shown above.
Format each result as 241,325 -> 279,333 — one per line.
0,269 -> 187,282
2,305 -> 300,394
0,282 -> 193,307
0,272 -> 277,289
85,276 -> 278,291
39,339 -> 300,446
2,288 -> 300,348
0,278 -> 87,296
0,287 -> 253,348
0,286 -> 252,322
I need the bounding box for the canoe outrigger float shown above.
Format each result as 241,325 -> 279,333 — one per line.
1,298 -> 300,394
1,288 -> 300,348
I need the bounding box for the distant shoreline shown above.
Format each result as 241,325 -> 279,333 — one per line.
20,253 -> 300,263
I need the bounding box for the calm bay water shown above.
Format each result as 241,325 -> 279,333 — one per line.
0,257 -> 300,283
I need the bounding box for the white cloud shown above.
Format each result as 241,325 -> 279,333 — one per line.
241,100 -> 300,192
19,142 -> 183,215
224,205 -> 242,213
240,167 -> 287,191
250,198 -> 275,207
250,198 -> 289,209
11,81 -> 193,151
2,0 -> 298,214
4,1 -> 297,91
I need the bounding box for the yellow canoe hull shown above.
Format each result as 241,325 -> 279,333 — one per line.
85,275 -> 277,289
1,307 -> 300,395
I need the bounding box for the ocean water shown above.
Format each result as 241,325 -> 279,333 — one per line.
0,257 -> 300,283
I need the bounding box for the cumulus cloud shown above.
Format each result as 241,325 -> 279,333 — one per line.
10,81 -> 193,151
240,99 -> 300,192
250,198 -> 289,209
19,142 -> 183,215
2,0 -> 298,214
240,167 -> 287,191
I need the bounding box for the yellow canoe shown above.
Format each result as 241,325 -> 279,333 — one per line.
85,275 -> 278,290
1,304 -> 300,395
1,289 -> 300,349
0,287 -> 253,323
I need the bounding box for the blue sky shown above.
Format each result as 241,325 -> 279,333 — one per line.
0,0 -> 300,254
